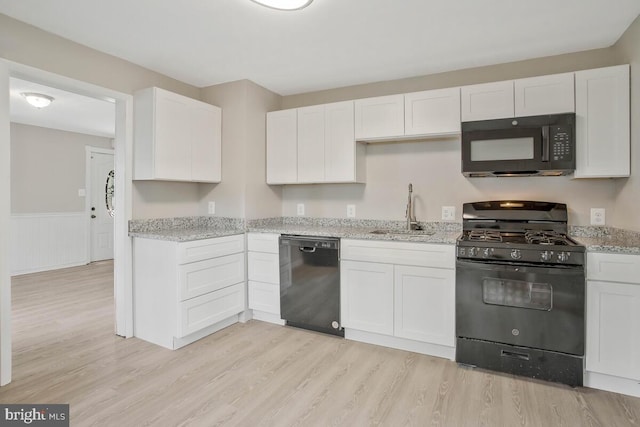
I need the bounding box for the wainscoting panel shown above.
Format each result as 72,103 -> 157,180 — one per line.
11,212 -> 88,276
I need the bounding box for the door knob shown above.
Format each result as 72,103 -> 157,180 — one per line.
91,215 -> 96,219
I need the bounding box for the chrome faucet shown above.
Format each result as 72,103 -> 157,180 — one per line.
406,183 -> 419,230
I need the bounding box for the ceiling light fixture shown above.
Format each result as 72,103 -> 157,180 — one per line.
21,92 -> 55,108
250,0 -> 313,11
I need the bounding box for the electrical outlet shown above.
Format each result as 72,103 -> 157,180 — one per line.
78,188 -> 86,197
590,208 -> 605,226
208,201 -> 216,215
442,206 -> 456,221
347,204 -> 356,218
297,203 -> 305,216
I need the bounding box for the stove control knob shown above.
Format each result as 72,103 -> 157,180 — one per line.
468,247 -> 478,257
510,249 -> 522,260
541,250 -> 553,262
557,252 -> 570,262
483,248 -> 494,258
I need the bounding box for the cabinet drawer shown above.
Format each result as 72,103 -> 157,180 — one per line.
178,252 -> 245,301
247,233 -> 280,253
177,234 -> 244,264
177,283 -> 245,338
248,251 -> 280,284
341,239 -> 455,269
587,252 -> 640,284
248,281 -> 280,315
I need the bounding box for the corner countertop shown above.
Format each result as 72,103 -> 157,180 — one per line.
246,218 -> 461,245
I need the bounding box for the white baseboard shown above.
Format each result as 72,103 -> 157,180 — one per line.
345,328 -> 456,361
584,371 -> 640,398
10,212 -> 88,276
252,310 -> 286,325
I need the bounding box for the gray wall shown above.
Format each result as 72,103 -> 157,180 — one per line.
199,80 -> 282,220
10,123 -> 112,213
279,47 -> 626,226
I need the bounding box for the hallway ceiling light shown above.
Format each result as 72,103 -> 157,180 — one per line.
250,0 -> 313,11
21,92 -> 55,108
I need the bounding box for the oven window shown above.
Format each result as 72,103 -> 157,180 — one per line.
470,137 -> 535,161
482,278 -> 552,311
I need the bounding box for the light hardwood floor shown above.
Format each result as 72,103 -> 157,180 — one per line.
2,262 -> 640,426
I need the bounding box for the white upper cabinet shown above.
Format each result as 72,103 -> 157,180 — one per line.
514,72 -> 575,116
266,108 -> 297,184
134,87 -> 222,183
574,64 -> 630,178
461,80 -> 514,121
325,101 -> 361,182
297,105 -> 326,183
355,94 -> 405,140
404,87 -> 461,136
266,101 -> 364,184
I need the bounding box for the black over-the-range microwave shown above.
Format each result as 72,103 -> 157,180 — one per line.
461,113 -> 576,177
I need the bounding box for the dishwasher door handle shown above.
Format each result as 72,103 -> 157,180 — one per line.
299,246 -> 317,253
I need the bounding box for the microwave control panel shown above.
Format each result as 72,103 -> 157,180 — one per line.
551,125 -> 573,161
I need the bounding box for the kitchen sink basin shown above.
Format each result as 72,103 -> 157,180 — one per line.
369,229 -> 435,236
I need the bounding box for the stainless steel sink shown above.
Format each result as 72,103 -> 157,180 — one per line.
369,229 -> 435,236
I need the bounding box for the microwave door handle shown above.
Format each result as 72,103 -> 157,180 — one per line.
541,126 -> 550,162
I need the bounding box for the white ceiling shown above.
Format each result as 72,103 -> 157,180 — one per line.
9,78 -> 115,138
0,0 -> 639,96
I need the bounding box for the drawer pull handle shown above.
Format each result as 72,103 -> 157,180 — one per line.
501,350 -> 530,361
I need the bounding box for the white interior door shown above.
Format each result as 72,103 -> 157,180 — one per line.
90,150 -> 114,261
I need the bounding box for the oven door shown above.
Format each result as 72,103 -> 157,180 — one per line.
456,259 -> 585,355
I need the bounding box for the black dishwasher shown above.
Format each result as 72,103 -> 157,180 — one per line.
279,235 -> 343,337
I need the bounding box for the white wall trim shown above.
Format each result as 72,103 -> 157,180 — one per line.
10,212 -> 89,276
0,59 -> 12,386
1,59 -> 134,385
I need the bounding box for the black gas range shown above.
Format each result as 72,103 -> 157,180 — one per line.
455,201 -> 586,387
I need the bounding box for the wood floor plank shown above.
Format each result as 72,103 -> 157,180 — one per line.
2,261 -> 640,426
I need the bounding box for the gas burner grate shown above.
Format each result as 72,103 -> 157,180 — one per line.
525,230 -> 569,246
468,230 -> 503,242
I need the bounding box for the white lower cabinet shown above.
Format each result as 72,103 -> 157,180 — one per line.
341,260 -> 394,335
585,252 -> 640,398
247,233 -> 284,324
340,239 -> 455,360
394,265 -> 455,346
133,234 -> 246,350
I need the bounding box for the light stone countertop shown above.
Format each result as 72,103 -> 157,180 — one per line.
246,217 -> 461,245
127,216 -> 640,254
570,226 -> 640,255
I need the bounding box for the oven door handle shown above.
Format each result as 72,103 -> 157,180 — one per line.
501,350 -> 530,361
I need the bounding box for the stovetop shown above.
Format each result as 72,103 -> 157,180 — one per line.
457,200 -> 585,266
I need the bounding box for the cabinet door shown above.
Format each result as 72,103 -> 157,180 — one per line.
514,73 -> 575,116
266,109 -> 298,184
297,105 -> 325,183
177,283 -> 245,338
248,281 -> 280,315
575,65 -> 630,178
394,266 -> 455,346
247,251 -> 280,284
191,103 -> 222,182
461,81 -> 514,121
586,280 -> 640,380
154,90 -> 192,180
354,94 -> 404,140
178,253 -> 245,301
404,88 -> 461,136
325,101 -> 356,182
341,260 -> 394,335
